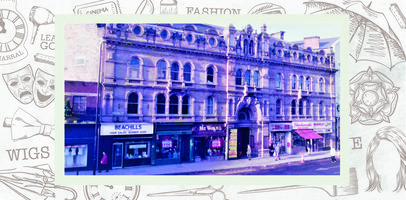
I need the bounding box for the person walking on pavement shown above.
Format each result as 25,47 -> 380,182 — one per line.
99,151 -> 109,173
269,143 -> 274,157
330,146 -> 337,163
247,144 -> 252,160
306,141 -> 311,155
274,143 -> 280,161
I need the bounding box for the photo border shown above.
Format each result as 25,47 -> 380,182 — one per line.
55,14 -> 350,185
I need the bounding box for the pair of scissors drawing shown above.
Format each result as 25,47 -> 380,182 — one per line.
147,185 -> 228,200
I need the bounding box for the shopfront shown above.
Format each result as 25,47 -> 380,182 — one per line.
192,123 -> 226,162
154,123 -> 194,165
269,122 -> 292,154
292,121 -> 324,153
65,124 -> 95,171
99,123 -> 154,169
313,121 -> 333,150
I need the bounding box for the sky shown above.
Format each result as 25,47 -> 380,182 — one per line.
218,23 -> 341,42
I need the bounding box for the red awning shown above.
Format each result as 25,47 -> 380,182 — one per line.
293,129 -> 323,139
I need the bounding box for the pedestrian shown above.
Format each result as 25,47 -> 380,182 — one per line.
306,141 -> 311,155
99,151 -> 109,173
274,143 -> 280,161
269,143 -> 274,157
247,144 -> 252,160
330,146 -> 336,163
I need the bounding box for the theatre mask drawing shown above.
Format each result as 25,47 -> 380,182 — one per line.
64,23 -> 341,175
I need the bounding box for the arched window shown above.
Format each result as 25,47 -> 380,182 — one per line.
238,108 -> 250,120
306,100 -> 311,116
182,95 -> 190,115
254,71 -> 259,87
243,39 -> 248,55
299,100 -> 304,115
104,94 -> 111,115
171,62 -> 179,81
206,96 -> 214,115
169,95 -> 178,114
292,75 -> 297,90
276,99 -> 282,115
276,73 -> 282,89
128,93 -> 138,114
128,57 -> 140,79
207,66 -> 214,84
319,101 -> 324,116
236,69 -> 242,86
306,77 -> 311,91
157,60 -> 167,80
291,100 -> 296,115
244,70 -> 251,85
249,40 -> 254,55
156,94 -> 165,114
319,78 -> 324,93
299,76 -> 303,90
183,63 -> 191,82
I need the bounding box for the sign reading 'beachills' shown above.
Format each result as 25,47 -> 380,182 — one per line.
100,123 -> 153,136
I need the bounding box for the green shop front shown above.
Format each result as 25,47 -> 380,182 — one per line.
153,123 -> 194,165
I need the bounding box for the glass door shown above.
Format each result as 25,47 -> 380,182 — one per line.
112,143 -> 123,169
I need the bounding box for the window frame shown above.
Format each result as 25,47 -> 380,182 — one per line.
73,96 -> 86,114
170,62 -> 180,81
127,92 -> 139,114
206,96 -> 214,115
128,56 -> 141,80
156,94 -> 166,115
157,60 -> 168,80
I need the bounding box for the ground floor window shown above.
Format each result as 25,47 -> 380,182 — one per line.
125,142 -> 150,159
156,135 -> 180,159
194,136 -> 225,159
64,145 -> 88,168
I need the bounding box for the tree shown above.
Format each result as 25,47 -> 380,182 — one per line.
65,98 -> 74,120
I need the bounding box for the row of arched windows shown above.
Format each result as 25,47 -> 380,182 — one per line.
236,69 -> 260,87
122,92 -> 215,116
276,73 -> 327,93
128,56 -> 215,84
275,99 -> 328,117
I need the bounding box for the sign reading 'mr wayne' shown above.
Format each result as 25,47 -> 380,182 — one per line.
100,123 -> 153,136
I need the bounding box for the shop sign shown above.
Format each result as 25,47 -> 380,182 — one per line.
269,123 -> 292,131
314,129 -> 333,133
211,139 -> 222,148
292,122 -> 313,129
162,139 -> 173,149
193,123 -> 226,136
228,129 -> 238,158
313,121 -> 333,129
101,123 -> 153,136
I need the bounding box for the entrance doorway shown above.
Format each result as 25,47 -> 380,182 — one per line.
112,143 -> 123,169
237,128 -> 250,158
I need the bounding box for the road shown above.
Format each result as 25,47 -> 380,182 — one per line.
167,158 -> 340,175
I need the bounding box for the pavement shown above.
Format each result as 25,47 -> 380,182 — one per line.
66,150 -> 335,176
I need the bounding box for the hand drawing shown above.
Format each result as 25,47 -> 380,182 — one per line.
83,185 -> 140,200
33,68 -> 55,108
239,168 -> 358,197
160,0 -> 177,14
34,53 -> 55,65
366,126 -> 406,192
304,0 -> 406,69
3,108 -> 54,141
147,185 -> 228,200
29,6 -> 54,44
350,67 -> 399,125
2,65 -> 34,104
0,0 -> 28,65
135,0 -> 154,14
0,164 -> 77,200
389,4 -> 406,29
247,2 -> 286,14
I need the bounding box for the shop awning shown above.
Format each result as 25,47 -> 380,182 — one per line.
293,129 -> 323,139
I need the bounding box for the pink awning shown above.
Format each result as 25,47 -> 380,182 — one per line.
293,129 -> 323,139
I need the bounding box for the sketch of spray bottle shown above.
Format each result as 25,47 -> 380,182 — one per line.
3,108 -> 54,141
160,0 -> 177,14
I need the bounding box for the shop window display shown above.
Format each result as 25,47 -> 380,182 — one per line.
125,142 -> 149,159
64,145 -> 88,168
156,135 -> 180,159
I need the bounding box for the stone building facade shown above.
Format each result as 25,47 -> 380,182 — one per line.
95,23 -> 338,167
